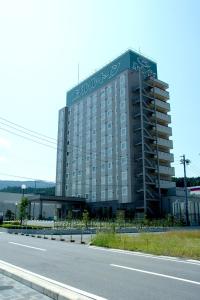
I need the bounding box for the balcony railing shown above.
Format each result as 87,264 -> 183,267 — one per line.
151,87 -> 169,101
154,99 -> 170,112
153,124 -> 172,137
158,166 -> 175,176
156,180 -> 176,189
146,77 -> 169,90
152,111 -> 171,124
155,138 -> 173,149
157,151 -> 174,162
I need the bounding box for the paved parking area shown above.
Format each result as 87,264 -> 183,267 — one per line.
0,273 -> 51,300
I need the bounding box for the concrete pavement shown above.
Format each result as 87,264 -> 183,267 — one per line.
0,232 -> 200,300
0,272 -> 51,300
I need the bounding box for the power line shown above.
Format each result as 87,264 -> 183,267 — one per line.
0,121 -> 57,145
0,127 -> 57,150
0,172 -> 55,183
0,116 -> 56,141
0,116 -> 178,169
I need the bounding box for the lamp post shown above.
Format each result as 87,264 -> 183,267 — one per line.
180,155 -> 191,226
21,184 -> 26,197
15,202 -> 18,220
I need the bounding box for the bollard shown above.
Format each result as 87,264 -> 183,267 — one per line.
51,232 -> 56,240
43,228 -> 48,239
70,231 -> 75,243
80,228 -> 85,244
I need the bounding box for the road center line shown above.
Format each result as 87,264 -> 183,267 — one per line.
9,242 -> 46,251
111,264 -> 200,285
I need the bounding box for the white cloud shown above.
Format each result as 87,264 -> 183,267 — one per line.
0,136 -> 11,149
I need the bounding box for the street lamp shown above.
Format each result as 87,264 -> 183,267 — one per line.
180,155 -> 191,226
15,202 -> 18,220
21,184 -> 26,197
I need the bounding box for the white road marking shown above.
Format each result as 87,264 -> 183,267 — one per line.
0,259 -> 107,300
111,264 -> 200,286
9,242 -> 46,251
90,246 -> 200,266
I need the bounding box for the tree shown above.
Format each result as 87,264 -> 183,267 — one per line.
82,209 -> 89,228
5,209 -> 14,221
18,197 -> 29,225
116,210 -> 125,228
66,210 -> 73,227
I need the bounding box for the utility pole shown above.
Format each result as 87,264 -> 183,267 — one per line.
180,155 -> 191,226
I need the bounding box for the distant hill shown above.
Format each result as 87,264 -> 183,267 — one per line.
0,180 -> 55,190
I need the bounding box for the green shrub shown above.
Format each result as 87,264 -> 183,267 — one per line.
1,224 -> 51,229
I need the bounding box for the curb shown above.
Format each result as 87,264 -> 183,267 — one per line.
0,260 -> 106,300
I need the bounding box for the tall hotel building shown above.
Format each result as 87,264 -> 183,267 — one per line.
56,50 -> 175,216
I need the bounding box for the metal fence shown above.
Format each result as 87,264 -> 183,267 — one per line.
172,200 -> 200,225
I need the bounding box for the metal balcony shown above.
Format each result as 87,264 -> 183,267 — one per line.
158,166 -> 175,176
152,111 -> 171,124
155,138 -> 173,150
146,77 -> 169,90
150,87 -> 169,101
153,124 -> 172,137
154,99 -> 170,113
157,151 -> 174,162
156,180 -> 176,189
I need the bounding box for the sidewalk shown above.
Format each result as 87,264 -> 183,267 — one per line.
0,273 -> 51,300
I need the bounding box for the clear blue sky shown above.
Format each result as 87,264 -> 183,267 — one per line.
0,0 -> 199,182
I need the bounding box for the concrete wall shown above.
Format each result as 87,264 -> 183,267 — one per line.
0,192 -> 32,216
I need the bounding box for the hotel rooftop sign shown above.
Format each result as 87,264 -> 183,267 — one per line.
67,50 -> 157,106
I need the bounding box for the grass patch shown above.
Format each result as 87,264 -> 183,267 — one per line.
91,231 -> 200,260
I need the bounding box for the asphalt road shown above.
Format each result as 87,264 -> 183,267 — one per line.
0,232 -> 200,300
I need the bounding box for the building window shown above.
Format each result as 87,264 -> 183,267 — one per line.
121,142 -> 126,150
122,187 -> 128,196
101,191 -> 105,200
108,162 -> 112,169
107,110 -> 112,118
101,177 -> 106,185
121,157 -> 127,166
121,128 -> 126,136
108,176 -> 112,184
121,113 -> 126,122
122,171 -> 127,181
108,190 -> 113,199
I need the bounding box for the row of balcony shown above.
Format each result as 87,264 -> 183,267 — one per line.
154,137 -> 173,150
152,111 -> 171,124
157,165 -> 175,176
154,98 -> 170,113
157,151 -> 174,162
146,77 -> 169,90
149,87 -> 169,101
156,179 -> 176,189
153,124 -> 172,137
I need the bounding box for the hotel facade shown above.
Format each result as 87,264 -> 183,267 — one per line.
56,50 -> 175,217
